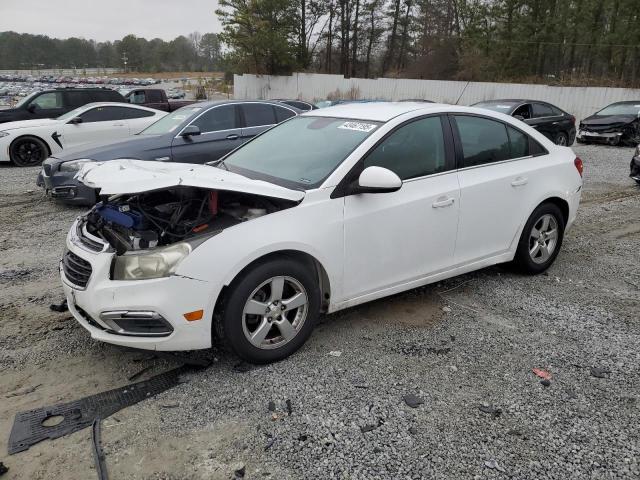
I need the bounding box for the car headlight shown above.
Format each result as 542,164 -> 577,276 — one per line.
60,159 -> 93,172
112,242 -> 192,280
0,131 -> 9,138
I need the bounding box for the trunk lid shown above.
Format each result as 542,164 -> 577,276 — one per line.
76,159 -> 305,202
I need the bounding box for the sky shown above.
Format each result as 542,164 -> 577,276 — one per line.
1,0 -> 222,42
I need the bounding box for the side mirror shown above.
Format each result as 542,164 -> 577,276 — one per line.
68,116 -> 83,125
27,104 -> 38,113
352,166 -> 402,194
514,115 -> 525,121
181,125 -> 201,138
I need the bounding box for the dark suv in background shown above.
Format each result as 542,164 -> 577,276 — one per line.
472,99 -> 577,146
0,88 -> 125,124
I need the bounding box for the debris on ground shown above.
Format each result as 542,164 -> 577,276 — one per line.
264,437 -> 275,451
541,379 -> 551,387
590,366 -> 611,378
91,419 -> 108,480
286,399 -> 293,415
233,465 -> 246,478
532,368 -> 552,381
360,424 -> 377,433
8,366 -> 188,454
442,306 -> 452,313
402,394 -> 424,408
479,404 -> 502,417
5,384 -> 42,398
0,462 -> 7,476
49,299 -> 68,312
484,459 -> 506,472
267,401 -> 276,412
328,351 -> 342,357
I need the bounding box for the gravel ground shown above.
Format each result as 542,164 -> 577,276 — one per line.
0,144 -> 639,479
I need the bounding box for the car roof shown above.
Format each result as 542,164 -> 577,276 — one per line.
306,101 -> 452,122
474,99 -> 546,105
191,99 -> 302,109
78,102 -> 160,111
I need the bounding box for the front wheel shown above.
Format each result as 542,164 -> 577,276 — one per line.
216,257 -> 320,363
10,136 -> 48,167
513,203 -> 565,274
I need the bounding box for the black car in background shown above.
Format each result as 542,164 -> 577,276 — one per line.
275,99 -> 317,111
37,100 -> 301,205
0,88 -> 125,124
577,101 -> 640,146
472,99 -> 576,146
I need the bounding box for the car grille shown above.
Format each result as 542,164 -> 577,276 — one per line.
62,250 -> 92,288
43,163 -> 52,176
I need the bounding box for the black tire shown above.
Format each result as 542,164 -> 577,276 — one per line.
576,137 -> 587,144
9,136 -> 49,167
554,132 -> 568,146
513,203 -> 565,274
216,257 -> 320,364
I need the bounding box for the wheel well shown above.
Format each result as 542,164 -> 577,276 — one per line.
10,135 -> 52,157
212,250 -> 332,326
541,197 -> 569,225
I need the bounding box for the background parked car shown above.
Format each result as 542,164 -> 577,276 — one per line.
0,88 -> 125,124
124,88 -> 196,112
577,101 -> 640,146
630,145 -> 640,184
274,99 -> 317,111
472,99 -> 576,146
2,103 -> 166,167
37,100 -> 301,205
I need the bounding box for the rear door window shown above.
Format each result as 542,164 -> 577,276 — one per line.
65,91 -> 90,108
532,103 -> 554,118
454,115 -> 511,167
241,103 -> 277,127
191,104 -> 239,133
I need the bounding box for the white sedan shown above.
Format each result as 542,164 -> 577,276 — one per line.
60,102 -> 583,363
0,103 -> 166,166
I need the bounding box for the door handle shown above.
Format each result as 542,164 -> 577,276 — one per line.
511,177 -> 528,187
112,123 -> 125,127
432,197 -> 455,208
226,134 -> 239,140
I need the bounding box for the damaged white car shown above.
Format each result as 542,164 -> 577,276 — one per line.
61,103 -> 583,363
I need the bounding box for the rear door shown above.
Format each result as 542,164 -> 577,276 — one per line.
526,102 -> 561,141
170,104 -> 242,164
452,114 -> 548,264
62,106 -> 130,147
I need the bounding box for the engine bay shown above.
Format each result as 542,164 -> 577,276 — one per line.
83,187 -> 296,254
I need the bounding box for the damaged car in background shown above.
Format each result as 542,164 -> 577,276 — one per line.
577,101 -> 640,146
60,103 -> 583,363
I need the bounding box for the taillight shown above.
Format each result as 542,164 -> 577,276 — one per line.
574,157 -> 583,177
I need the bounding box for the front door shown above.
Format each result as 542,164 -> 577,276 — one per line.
171,104 -> 242,164
342,115 -> 460,300
62,106 -> 130,148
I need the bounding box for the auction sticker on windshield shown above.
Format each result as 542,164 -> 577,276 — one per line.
338,121 -> 378,133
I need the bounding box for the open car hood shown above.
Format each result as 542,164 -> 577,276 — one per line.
76,159 -> 305,202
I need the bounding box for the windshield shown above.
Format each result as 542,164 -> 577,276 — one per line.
139,106 -> 202,135
473,102 -> 516,113
57,106 -> 86,120
596,103 -> 640,116
219,116 -> 381,189
15,91 -> 39,108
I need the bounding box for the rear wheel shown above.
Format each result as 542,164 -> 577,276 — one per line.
216,257 -> 320,363
554,132 -> 568,146
10,136 -> 48,167
513,203 -> 565,274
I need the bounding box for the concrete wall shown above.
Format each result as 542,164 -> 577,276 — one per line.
234,72 -> 640,121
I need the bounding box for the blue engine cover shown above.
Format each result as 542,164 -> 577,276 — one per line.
96,204 -> 145,230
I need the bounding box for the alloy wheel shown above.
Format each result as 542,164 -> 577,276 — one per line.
242,276 -> 308,350
12,140 -> 45,166
528,214 -> 559,264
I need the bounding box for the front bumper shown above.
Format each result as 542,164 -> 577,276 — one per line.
37,166 -> 97,206
61,224 -> 216,351
576,129 -> 622,143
